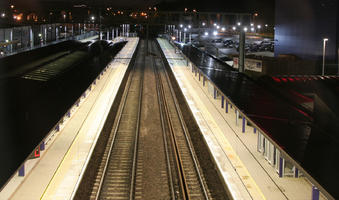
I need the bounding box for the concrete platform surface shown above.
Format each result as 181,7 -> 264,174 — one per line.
0,37 -> 138,200
157,38 -> 323,200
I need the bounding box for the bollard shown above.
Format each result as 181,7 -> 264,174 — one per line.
294,167 -> 299,178
56,124 -> 60,132
254,127 -> 257,134
67,111 -> 71,118
203,76 -> 205,86
93,80 -> 96,85
273,148 -> 277,165
236,110 -> 239,125
279,157 -> 284,178
195,69 -> 197,76
18,165 -> 25,177
242,116 -> 246,133
89,85 -> 91,91
312,186 -> 319,200
221,96 -> 224,108
214,88 -> 217,99
199,72 -> 201,81
257,132 -> 260,152
40,141 -> 45,151
225,101 -> 228,113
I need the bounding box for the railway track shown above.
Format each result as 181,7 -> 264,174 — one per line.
150,40 -> 211,200
95,40 -> 144,200
75,39 -> 227,200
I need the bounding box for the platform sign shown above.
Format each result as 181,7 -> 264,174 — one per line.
246,58 -> 263,72
233,57 -> 262,72
233,57 -> 239,69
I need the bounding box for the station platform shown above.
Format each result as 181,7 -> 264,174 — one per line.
0,37 -> 139,200
157,38 -> 325,200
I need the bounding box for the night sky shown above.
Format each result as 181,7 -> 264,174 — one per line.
1,0 -> 275,23
4,0 -> 274,13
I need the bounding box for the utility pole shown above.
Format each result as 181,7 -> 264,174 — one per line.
322,38 -> 328,76
239,30 -> 245,73
99,10 -> 102,40
146,23 -> 149,55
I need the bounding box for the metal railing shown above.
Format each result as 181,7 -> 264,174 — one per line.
162,37 -> 334,200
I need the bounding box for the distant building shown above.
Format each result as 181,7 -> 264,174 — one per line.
274,0 -> 338,71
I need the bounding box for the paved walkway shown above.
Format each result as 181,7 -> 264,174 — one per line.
0,37 -> 138,200
157,38 -> 324,200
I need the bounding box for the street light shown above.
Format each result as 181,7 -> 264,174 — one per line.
250,23 -> 254,27
202,22 -> 206,26
188,25 -> 191,29
243,27 -> 248,32
322,38 -> 329,76
216,25 -> 220,29
221,27 -> 225,31
257,25 -> 261,29
213,31 -> 218,36
91,16 -> 95,20
184,28 -> 187,32
1,13 -> 5,18
232,26 -> 236,31
180,24 -> 183,28
237,22 -> 241,26
204,32 -> 209,36
251,27 -> 255,32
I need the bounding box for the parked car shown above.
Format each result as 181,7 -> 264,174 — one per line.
223,40 -> 234,47
211,38 -> 223,43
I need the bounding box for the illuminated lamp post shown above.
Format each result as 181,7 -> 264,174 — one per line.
322,38 -> 328,76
